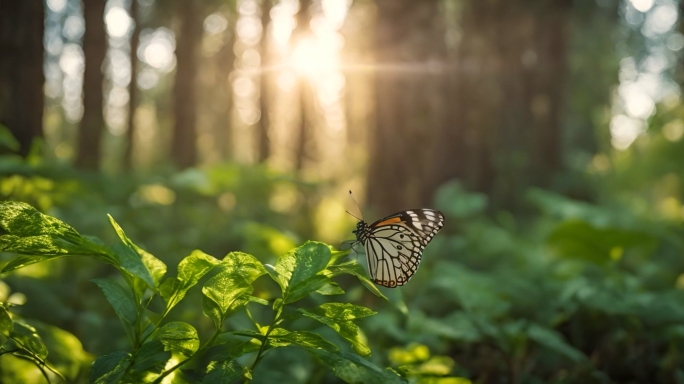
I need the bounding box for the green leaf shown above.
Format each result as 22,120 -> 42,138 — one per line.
0,124 -> 20,151
160,250 -> 220,313
107,215 -> 158,290
326,260 -> 388,300
203,360 -> 244,384
0,306 -> 12,336
23,320 -> 88,382
309,349 -> 406,384
313,303 -> 377,321
91,278 -> 137,344
286,275 -> 330,304
209,333 -> 262,361
272,242 -> 332,303
0,202 -> 114,272
154,322 -> 200,357
202,278 -> 250,325
297,303 -> 376,357
139,245 -> 167,287
201,252 -> 266,326
10,321 -> 48,360
527,324 -> 587,363
90,351 -> 132,384
202,294 -> 225,330
316,281 -> 345,295
548,220 -> 657,265
266,328 -> 339,352
130,340 -> 171,373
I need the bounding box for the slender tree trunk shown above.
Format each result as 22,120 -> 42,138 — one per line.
530,4 -> 571,187
0,0 -> 45,157
257,0 -> 272,163
76,0 -> 107,169
294,78 -> 311,172
367,0 -> 447,213
293,0 -> 312,173
213,13 -> 236,160
124,0 -> 140,170
171,0 -> 202,169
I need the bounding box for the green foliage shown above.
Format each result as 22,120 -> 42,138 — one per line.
0,201 -> 398,383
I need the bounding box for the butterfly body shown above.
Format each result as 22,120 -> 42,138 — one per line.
353,209 -> 445,288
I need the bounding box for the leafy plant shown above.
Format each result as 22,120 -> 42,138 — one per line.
0,201 -> 403,383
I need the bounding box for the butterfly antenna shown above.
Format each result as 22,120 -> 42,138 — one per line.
345,210 -> 361,221
348,190 -> 364,220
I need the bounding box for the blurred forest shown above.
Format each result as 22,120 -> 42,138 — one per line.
1,0 -> 684,382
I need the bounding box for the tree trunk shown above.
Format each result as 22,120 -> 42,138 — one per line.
257,0 -> 272,163
293,0 -> 312,173
367,0 -> 447,213
124,0 -> 141,170
76,0 -> 107,170
0,0 -> 45,157
213,13 -> 236,160
171,0 -> 202,169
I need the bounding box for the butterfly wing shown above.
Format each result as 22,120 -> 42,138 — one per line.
365,209 -> 444,287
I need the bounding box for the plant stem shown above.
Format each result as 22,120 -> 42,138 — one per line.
245,304 -> 282,383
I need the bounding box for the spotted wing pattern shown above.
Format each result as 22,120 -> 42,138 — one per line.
354,209 -> 444,287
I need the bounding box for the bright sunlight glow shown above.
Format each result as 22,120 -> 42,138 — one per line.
105,7 -> 131,38
289,37 -> 337,76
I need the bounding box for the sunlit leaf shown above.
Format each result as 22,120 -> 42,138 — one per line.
266,328 -> 338,352
316,281 -> 345,295
402,355 -> 455,376
0,201 -> 114,272
203,360 -> 244,384
326,260 -> 388,300
139,246 -> 167,287
201,252 -> 266,326
91,278 -> 137,344
90,351 -> 132,384
296,303 -> 376,357
270,242 -> 332,303
107,215 -> 158,290
160,250 -> 220,313
154,321 -> 200,356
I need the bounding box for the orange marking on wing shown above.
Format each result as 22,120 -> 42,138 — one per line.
375,217 -> 403,226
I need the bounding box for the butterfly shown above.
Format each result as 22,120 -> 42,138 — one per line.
351,206 -> 445,288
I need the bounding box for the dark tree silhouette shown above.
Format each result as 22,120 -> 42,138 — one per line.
367,0 -> 447,213
76,0 -> 107,169
125,0 -> 141,170
257,0 -> 273,163
171,0 -> 203,169
0,0 -> 45,156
